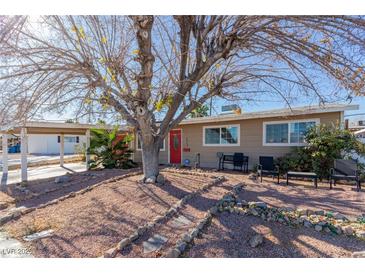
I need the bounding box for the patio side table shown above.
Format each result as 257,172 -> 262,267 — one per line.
286,171 -> 318,188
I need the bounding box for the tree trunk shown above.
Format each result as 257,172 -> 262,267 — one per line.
141,141 -> 160,181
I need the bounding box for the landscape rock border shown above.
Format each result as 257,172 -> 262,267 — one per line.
102,173 -> 227,258
164,182 -> 245,258
219,200 -> 365,242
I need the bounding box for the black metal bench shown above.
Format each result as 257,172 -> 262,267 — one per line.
217,152 -> 249,173
330,159 -> 362,191
286,171 -> 318,188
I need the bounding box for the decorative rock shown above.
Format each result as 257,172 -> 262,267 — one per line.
176,241 -> 187,252
352,251 -> 365,258
297,208 -> 307,216
137,225 -> 148,236
145,176 -> 156,184
356,230 -> 365,239
334,225 -> 343,235
209,206 -> 218,215
156,174 -> 165,184
9,207 -> 26,218
249,234 -> 264,248
315,210 -> 325,216
249,208 -> 259,216
314,225 -> 323,232
23,229 -> 54,241
182,233 -> 192,243
165,248 -> 180,258
190,228 -> 200,238
343,225 -> 354,236
129,232 -> 139,241
333,212 -> 347,220
304,221 -> 313,228
55,175 -> 70,184
249,201 -> 267,209
324,227 -> 331,233
117,238 -> 131,250
104,248 -> 117,258
278,218 -> 285,224
241,200 -> 249,207
281,207 -> 294,212
0,214 -> 13,225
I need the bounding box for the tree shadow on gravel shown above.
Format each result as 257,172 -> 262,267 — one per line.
188,213 -> 365,258
26,197 -> 144,258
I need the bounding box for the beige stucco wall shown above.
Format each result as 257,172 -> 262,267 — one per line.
133,111 -> 341,169
132,138 -> 169,164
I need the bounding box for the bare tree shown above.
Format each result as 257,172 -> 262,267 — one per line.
0,15 -> 365,180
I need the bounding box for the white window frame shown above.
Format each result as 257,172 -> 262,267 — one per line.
263,118 -> 320,146
136,136 -> 165,151
203,124 -> 240,146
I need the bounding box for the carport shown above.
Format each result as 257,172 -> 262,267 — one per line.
0,121 -> 93,185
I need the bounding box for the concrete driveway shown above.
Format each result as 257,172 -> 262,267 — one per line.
0,153 -> 79,167
0,162 -> 86,185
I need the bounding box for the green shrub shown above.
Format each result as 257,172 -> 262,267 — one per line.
275,124 -> 365,180
88,127 -> 137,169
275,147 -> 312,175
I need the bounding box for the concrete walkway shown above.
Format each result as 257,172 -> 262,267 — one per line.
0,162 -> 86,185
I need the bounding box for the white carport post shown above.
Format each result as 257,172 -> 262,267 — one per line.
2,133 -> 8,175
20,127 -> 28,182
60,133 -> 65,167
85,129 -> 90,170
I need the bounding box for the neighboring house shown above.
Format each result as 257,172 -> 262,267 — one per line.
353,128 -> 365,164
28,134 -> 86,155
132,104 -> 358,169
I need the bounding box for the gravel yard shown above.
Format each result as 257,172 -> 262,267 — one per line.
1,168 -> 365,258
117,179 -> 235,258
187,212 -> 365,258
221,172 -> 365,217
2,171 -> 209,257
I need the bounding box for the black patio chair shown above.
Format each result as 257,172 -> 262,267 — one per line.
330,159 -> 362,191
257,156 -> 280,183
233,152 -> 244,171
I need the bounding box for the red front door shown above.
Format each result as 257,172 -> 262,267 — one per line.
169,129 -> 182,164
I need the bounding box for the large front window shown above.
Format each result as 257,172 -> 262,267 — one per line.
266,123 -> 288,144
264,119 -> 318,146
204,125 -> 239,146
